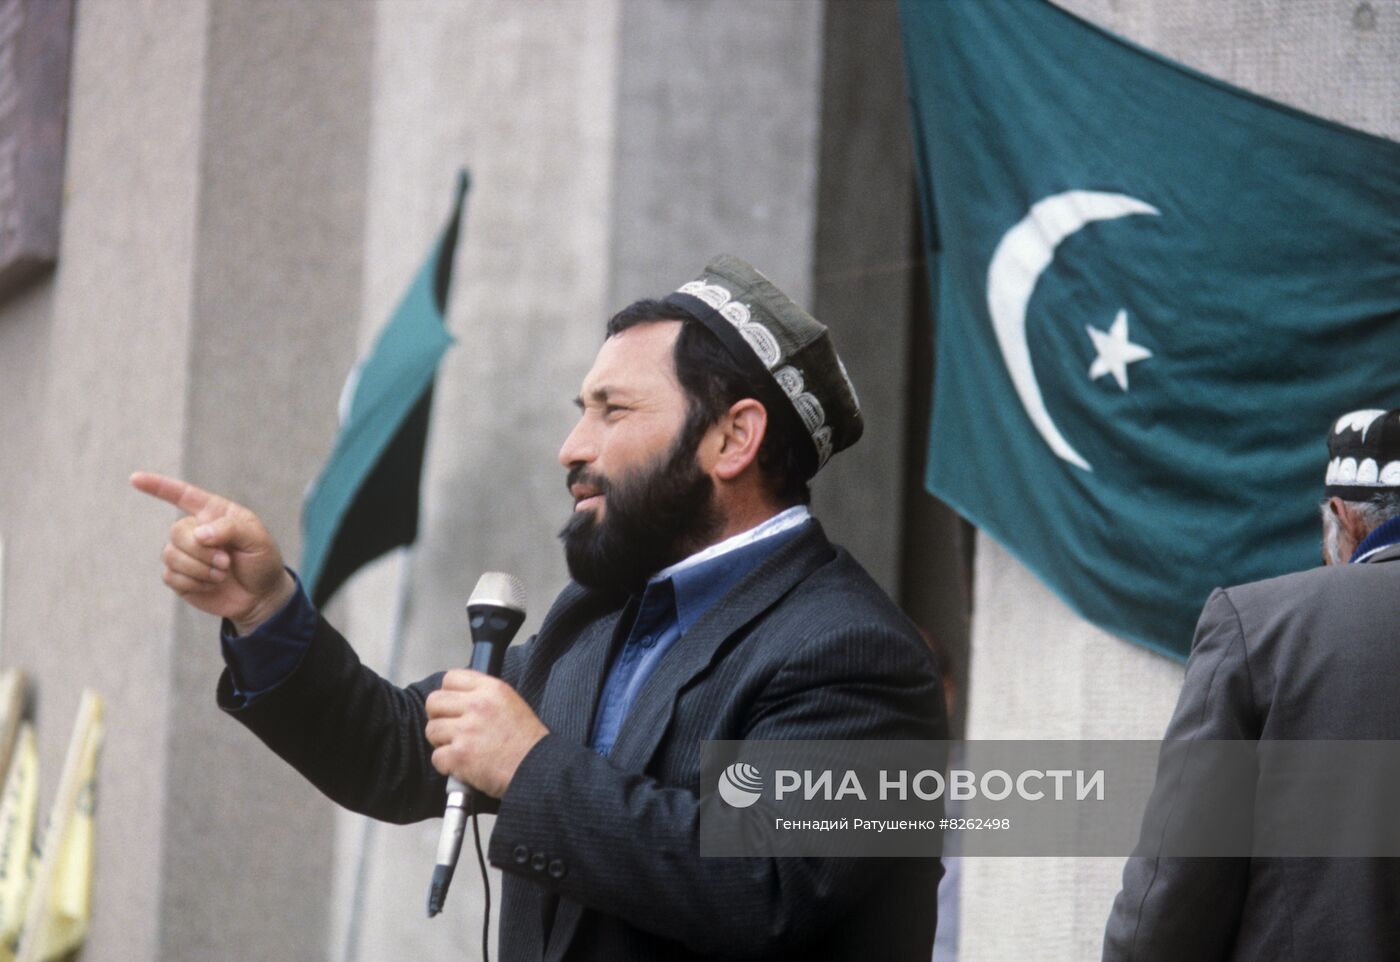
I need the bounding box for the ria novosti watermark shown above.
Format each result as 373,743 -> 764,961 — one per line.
719,761 -> 1105,806
699,740 -> 1400,857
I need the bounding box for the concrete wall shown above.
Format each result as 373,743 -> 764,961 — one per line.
0,0 -> 208,957
959,3 -> 1400,960
608,0 -> 824,309
1,0 -> 374,957
157,1 -> 376,958
810,0 -> 916,596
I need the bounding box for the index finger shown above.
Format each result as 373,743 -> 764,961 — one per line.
130,471 -> 219,514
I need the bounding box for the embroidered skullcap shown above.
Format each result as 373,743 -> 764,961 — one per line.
662,255 -> 863,479
1324,408 -> 1400,499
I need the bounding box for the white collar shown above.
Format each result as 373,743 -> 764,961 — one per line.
651,505 -> 812,582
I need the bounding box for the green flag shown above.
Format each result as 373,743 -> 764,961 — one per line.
900,0 -> 1400,658
301,172 -> 468,607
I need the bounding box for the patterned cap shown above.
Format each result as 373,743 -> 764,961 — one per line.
662,255 -> 863,478
1325,408 -> 1400,499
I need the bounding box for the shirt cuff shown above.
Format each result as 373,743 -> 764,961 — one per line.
219,569 -> 318,702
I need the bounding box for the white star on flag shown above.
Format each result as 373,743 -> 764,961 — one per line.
1086,309 -> 1152,391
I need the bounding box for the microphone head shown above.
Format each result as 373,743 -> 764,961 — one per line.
468,572 -> 526,614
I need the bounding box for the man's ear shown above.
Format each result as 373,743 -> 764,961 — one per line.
713,399 -> 768,482
1329,496 -> 1369,546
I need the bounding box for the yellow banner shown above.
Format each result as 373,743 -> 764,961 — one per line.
0,725 -> 37,960
16,690 -> 101,962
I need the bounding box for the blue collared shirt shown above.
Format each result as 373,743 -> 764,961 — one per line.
588,518 -> 807,756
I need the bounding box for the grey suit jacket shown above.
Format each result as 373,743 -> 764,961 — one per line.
222,520 -> 946,961
1103,543 -> 1400,962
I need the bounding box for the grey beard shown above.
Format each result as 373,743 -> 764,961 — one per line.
1320,506 -> 1344,567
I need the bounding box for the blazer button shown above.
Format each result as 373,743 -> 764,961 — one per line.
531,852 -> 547,872
548,859 -> 567,879
512,845 -> 529,865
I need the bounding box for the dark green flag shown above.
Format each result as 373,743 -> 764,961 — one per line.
301,172 -> 468,607
900,0 -> 1400,658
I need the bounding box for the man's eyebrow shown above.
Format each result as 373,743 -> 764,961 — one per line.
573,386 -> 621,409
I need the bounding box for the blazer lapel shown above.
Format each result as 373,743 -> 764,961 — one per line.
535,606 -> 624,745
606,522 -> 834,773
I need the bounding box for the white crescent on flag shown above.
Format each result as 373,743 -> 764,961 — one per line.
986,190 -> 1160,471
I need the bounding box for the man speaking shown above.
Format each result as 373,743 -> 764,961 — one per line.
134,256 -> 946,960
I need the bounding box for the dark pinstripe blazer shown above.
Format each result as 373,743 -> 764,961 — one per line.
222,520 -> 946,960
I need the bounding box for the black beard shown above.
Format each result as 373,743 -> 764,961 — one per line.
558,431 -> 721,598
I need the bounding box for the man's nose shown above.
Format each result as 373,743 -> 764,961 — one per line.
558,415 -> 597,469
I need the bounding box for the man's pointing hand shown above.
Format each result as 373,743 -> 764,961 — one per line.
131,471 -> 296,635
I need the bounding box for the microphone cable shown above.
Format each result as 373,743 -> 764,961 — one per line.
471,801 -> 491,962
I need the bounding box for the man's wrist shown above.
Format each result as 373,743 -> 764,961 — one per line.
232,570 -> 299,637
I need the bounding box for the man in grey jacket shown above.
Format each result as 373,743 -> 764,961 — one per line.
135,255 -> 946,961
1103,407 -> 1400,962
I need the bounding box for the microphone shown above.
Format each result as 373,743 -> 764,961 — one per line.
427,571 -> 527,918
